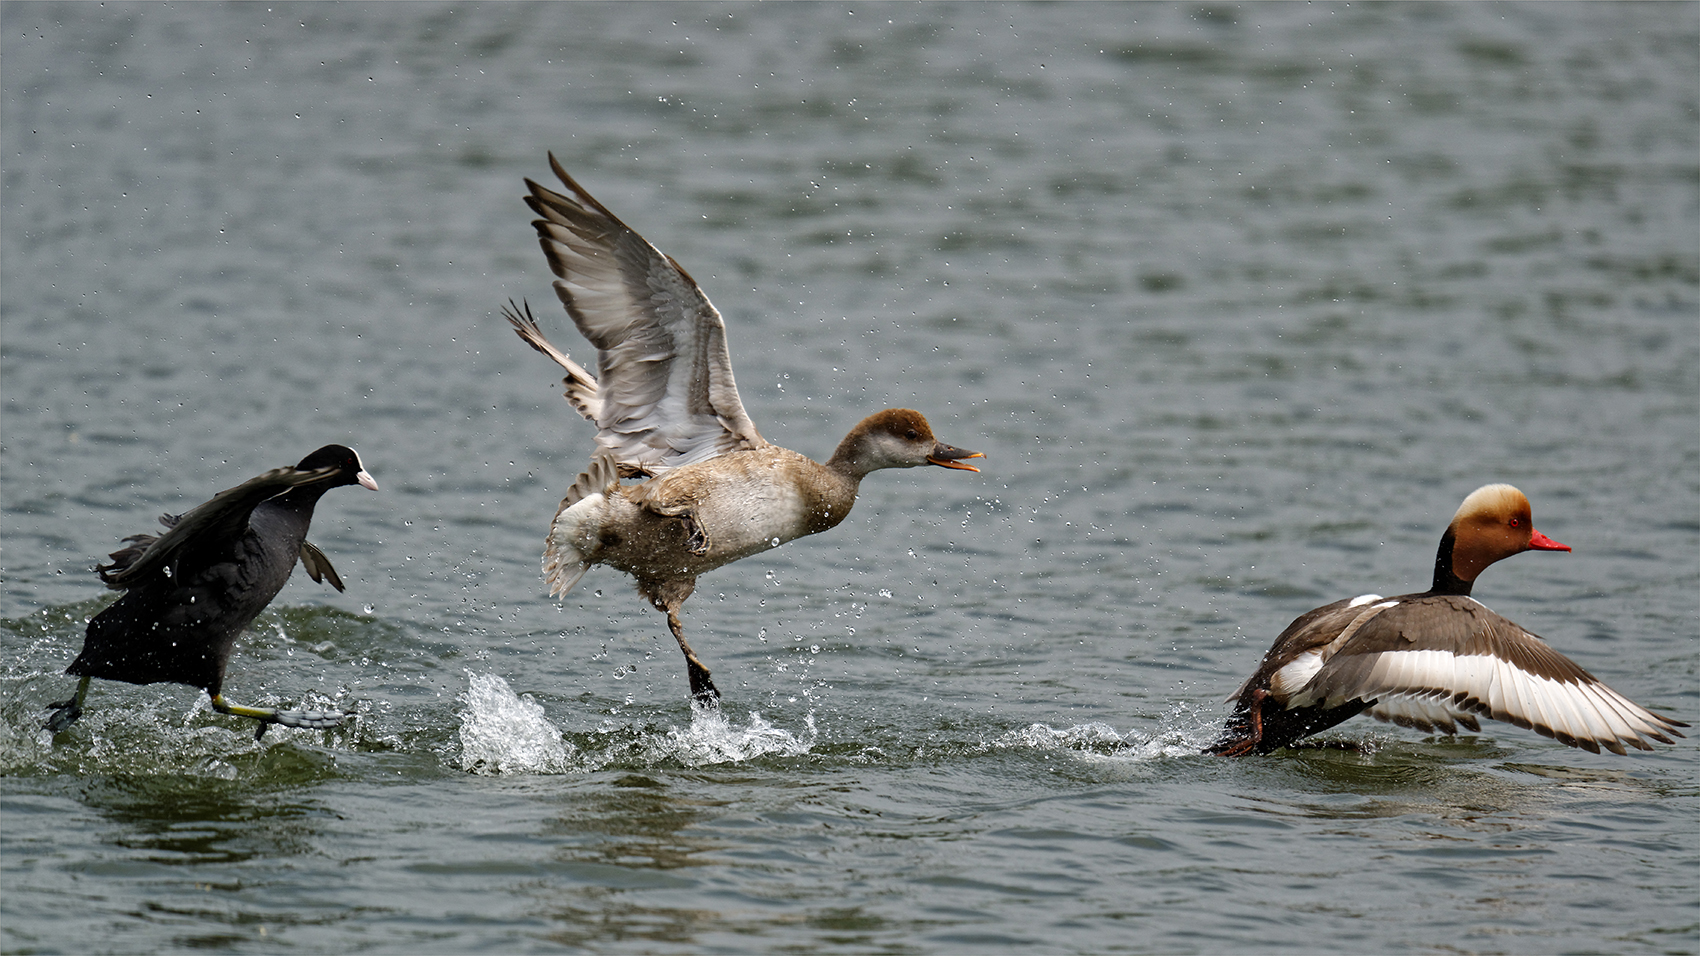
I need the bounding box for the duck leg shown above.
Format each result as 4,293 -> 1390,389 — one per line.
1208,688 -> 1269,757
664,606 -> 720,707
43,676 -> 92,732
210,692 -> 348,740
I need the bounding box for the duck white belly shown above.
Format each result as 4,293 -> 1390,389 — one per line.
667,449 -> 852,566
690,476 -> 816,565
547,447 -> 856,586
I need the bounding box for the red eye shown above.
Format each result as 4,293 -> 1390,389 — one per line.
1509,518 -> 1521,528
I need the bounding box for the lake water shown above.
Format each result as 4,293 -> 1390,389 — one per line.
3,3 -> 1696,953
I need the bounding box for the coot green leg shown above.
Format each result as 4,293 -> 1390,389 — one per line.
211,693 -> 348,740
43,676 -> 92,732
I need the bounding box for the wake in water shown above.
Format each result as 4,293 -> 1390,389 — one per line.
0,686 -> 357,778
2,602 -> 397,776
993,702 -> 1221,761
454,672 -> 817,775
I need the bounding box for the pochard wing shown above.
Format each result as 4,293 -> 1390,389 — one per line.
1294,595 -> 1685,754
516,153 -> 765,477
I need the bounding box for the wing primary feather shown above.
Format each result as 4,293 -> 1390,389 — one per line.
519,156 -> 767,476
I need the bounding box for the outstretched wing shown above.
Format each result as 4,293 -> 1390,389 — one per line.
512,153 -> 765,476
97,465 -> 341,590
1296,595 -> 1685,755
504,298 -> 602,425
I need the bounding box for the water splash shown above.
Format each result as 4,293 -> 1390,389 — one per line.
995,703 -> 1218,761
998,720 -> 1131,751
453,673 -> 815,773
456,672 -> 574,775
635,706 -> 817,767
1,693 -> 293,778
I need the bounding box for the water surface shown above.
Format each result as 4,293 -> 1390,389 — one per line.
3,3 -> 1696,953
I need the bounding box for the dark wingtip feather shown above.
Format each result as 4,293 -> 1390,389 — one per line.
97,534 -> 161,589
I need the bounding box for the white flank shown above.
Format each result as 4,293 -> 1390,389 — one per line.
1270,649 -> 1326,700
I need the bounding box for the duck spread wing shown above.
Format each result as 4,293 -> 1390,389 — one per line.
97,465 -> 341,590
504,298 -> 601,424
520,153 -> 765,475
1295,595 -> 1685,754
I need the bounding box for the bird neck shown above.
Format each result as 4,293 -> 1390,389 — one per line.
269,483 -> 333,521
1429,528 -> 1474,596
824,437 -> 879,481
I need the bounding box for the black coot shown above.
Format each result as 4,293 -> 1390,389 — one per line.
45,444 -> 378,738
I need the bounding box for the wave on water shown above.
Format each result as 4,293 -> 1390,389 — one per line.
455,671 -> 818,774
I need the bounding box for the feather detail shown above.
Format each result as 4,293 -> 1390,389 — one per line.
515,155 -> 766,476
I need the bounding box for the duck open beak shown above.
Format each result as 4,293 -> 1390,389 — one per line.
1528,528 -> 1569,551
927,443 -> 984,472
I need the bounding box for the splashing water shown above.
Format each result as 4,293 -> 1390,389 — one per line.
456,672 -> 574,775
637,706 -> 817,767
995,703 -> 1219,761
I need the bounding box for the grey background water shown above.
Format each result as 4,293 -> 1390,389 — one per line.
3,2 -> 1696,953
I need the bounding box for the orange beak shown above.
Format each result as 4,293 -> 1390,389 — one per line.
927,442 -> 984,473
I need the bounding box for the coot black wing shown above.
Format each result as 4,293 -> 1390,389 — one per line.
97,464 -> 342,590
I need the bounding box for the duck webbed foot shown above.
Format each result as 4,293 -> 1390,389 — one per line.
211,693 -> 350,740
43,676 -> 92,732
686,658 -> 721,709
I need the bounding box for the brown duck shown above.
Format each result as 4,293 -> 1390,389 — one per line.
504,155 -> 982,707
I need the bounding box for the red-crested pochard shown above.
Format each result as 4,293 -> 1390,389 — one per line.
503,154 -> 982,707
46,445 -> 377,739
1209,484 -> 1685,756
